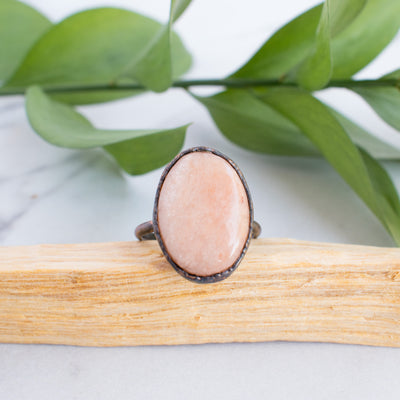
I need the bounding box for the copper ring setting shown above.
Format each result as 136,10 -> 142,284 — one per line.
135,146 -> 261,283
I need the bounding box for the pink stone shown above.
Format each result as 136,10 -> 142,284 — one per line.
157,151 -> 250,277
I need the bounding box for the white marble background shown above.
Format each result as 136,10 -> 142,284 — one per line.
1,1 -> 400,399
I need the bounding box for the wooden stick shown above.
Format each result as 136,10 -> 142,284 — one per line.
0,238 -> 399,347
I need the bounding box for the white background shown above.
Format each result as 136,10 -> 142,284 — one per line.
1,0 -> 400,398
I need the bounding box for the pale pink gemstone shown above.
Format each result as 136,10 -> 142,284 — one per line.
157,152 -> 250,277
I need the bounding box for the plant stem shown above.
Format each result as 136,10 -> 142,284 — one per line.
0,78 -> 398,96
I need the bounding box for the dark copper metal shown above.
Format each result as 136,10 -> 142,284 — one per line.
136,220 -> 261,241
135,221 -> 155,241
251,221 -> 261,239
135,146 -> 261,284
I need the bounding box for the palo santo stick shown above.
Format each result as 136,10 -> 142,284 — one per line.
0,238 -> 399,347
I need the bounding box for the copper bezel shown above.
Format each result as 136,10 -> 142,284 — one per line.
152,146 -> 255,284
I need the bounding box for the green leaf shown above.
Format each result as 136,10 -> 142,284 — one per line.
295,0 -> 367,90
195,88 -> 400,160
49,88 -> 145,106
195,89 -> 318,156
256,87 -> 400,243
231,5 -> 323,80
352,70 -> 400,131
329,0 -> 366,36
351,88 -> 400,131
331,0 -> 400,79
232,0 -> 398,82
0,0 -> 51,82
329,106 -> 400,159
6,7 -> 191,103
359,149 -> 400,244
170,0 -> 192,22
122,0 -> 192,92
128,28 -> 173,93
296,0 -> 332,90
26,86 -> 188,174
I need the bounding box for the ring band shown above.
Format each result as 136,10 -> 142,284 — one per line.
135,146 -> 261,283
135,220 -> 261,241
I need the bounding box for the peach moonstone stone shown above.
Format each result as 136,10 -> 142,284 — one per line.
157,151 -> 250,277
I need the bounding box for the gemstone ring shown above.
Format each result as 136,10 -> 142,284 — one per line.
135,146 -> 261,283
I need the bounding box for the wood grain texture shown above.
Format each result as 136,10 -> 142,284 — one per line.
0,238 -> 399,347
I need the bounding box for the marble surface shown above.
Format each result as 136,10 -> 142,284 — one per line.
1,0 -> 400,398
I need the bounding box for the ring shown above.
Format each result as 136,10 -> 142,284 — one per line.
135,146 -> 261,283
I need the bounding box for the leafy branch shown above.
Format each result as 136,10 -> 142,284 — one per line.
1,0 -> 400,244
0,77 -> 399,95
